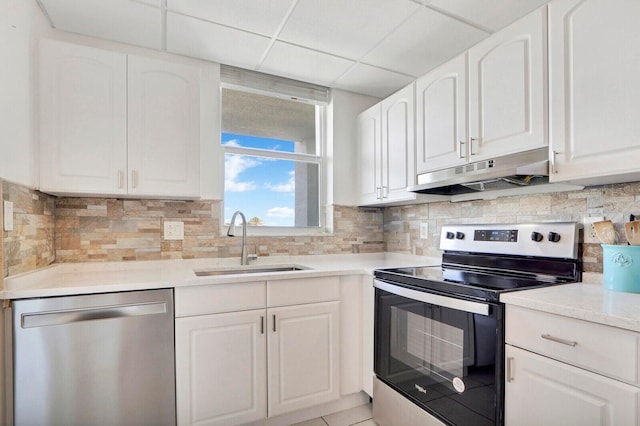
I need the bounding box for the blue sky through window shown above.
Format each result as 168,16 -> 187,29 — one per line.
223,132 -> 296,226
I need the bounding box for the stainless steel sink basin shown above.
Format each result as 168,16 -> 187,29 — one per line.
194,265 -> 307,277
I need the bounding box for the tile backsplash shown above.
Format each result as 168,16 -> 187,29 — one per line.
2,181 -> 56,277
2,179 -> 640,278
383,182 -> 640,273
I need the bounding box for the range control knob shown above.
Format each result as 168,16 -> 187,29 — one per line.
455,232 -> 465,240
445,232 -> 455,240
548,232 -> 561,243
531,231 -> 544,242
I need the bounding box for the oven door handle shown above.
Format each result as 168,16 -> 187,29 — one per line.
374,279 -> 490,316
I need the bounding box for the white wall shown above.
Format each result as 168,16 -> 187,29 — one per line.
0,0 -> 53,186
327,89 -> 379,206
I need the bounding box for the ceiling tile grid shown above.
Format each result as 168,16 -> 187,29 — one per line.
37,0 -> 550,98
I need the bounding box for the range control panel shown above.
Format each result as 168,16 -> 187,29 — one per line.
440,223 -> 582,259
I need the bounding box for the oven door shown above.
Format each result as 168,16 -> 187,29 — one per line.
374,279 -> 504,426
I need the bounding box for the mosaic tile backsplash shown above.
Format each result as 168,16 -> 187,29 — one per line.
2,179 -> 640,278
2,181 -> 56,277
383,182 -> 640,273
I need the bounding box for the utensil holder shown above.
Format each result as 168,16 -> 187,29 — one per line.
602,245 -> 640,293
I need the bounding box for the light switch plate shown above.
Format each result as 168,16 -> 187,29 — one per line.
164,221 -> 184,241
420,222 -> 429,239
4,200 -> 13,232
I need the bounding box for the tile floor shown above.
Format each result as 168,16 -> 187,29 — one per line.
292,403 -> 376,426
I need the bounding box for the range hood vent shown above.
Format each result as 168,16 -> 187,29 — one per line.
409,148 -> 552,196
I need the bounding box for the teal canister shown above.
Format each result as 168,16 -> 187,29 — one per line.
602,244 -> 640,293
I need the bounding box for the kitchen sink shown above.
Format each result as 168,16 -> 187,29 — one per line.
194,265 -> 307,277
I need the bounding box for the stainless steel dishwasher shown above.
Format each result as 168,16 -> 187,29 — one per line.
9,289 -> 176,426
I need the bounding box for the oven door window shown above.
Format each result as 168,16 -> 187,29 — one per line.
375,288 -> 502,426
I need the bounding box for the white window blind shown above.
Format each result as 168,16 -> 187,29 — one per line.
220,65 -> 330,105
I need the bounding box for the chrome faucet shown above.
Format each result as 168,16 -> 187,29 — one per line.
227,210 -> 249,265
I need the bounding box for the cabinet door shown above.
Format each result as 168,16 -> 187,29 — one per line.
357,104 -> 382,205
39,39 -> 128,195
549,0 -> 640,185
175,310 -> 267,426
505,345 -> 640,426
128,55 -> 201,198
381,84 -> 416,203
468,6 -> 547,160
268,301 -> 340,416
416,54 -> 467,173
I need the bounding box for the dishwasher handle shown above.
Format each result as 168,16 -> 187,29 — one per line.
21,301 -> 168,328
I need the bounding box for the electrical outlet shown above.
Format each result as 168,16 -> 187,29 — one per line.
164,221 -> 184,241
3,200 -> 13,231
420,222 -> 429,239
583,216 -> 605,244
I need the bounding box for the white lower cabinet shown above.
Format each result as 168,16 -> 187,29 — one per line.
267,302 -> 340,417
505,305 -> 640,425
175,310 -> 267,426
175,277 -> 343,426
505,345 -> 640,426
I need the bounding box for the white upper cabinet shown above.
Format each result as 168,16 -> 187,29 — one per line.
39,39 -> 202,199
416,7 -> 547,174
380,84 -> 415,203
467,6 -> 547,160
127,55 -> 200,197
549,0 -> 640,185
39,39 -> 128,195
357,84 -> 437,206
357,103 -> 382,205
416,54 -> 467,174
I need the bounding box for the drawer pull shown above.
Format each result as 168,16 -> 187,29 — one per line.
541,334 -> 577,347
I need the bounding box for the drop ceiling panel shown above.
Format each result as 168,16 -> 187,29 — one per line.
167,13 -> 270,70
167,0 -> 294,37
133,0 -> 161,7
279,0 -> 419,59
39,0 -> 162,50
260,42 -> 355,87
333,64 -> 414,98
428,0 -> 549,32
363,7 -> 488,77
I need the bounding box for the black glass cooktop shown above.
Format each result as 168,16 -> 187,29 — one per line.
374,263 -> 578,303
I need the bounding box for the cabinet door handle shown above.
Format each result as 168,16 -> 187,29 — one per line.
458,140 -> 466,159
260,316 -> 264,334
551,151 -> 559,174
131,170 -> 138,189
470,137 -> 477,155
272,314 -> 276,332
541,333 -> 577,347
381,186 -> 388,199
507,356 -> 514,383
376,187 -> 382,200
118,170 -> 124,189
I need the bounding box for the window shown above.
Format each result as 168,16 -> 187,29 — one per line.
220,67 -> 328,231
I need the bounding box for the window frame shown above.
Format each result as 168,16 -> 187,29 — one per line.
220,85 -> 328,236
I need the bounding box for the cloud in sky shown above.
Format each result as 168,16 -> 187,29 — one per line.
225,152 -> 259,192
265,170 -> 295,193
267,207 -> 294,218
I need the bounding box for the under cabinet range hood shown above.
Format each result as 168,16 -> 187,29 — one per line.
409,147 -> 555,197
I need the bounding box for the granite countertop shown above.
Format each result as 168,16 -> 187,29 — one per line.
1,253 -> 439,300
500,273 -> 640,333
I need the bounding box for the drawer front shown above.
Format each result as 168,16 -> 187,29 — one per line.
175,282 -> 266,317
267,276 -> 340,307
506,305 -> 640,385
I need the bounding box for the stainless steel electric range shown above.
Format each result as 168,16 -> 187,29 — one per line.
372,222 -> 582,426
